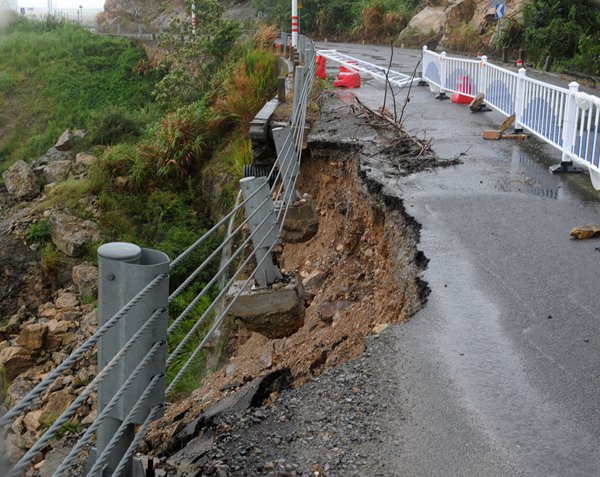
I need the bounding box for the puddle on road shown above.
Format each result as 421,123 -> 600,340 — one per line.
494,146 -> 561,199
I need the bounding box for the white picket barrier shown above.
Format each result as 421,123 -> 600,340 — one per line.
421,46 -> 600,189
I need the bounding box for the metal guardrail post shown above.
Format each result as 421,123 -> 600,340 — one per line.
97,243 -> 169,477
299,35 -> 305,64
292,65 -> 306,125
273,127 -> 301,203
478,55 -> 488,97
552,81 -> 583,172
240,177 -> 282,287
282,31 -> 288,55
514,67 -> 526,132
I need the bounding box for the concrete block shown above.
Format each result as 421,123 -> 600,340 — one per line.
226,278 -> 305,339
248,98 -> 279,142
277,195 -> 319,243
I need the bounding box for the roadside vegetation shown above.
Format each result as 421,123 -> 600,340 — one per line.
253,0 -> 424,41
0,15 -> 160,174
497,0 -> 600,76
0,0 -> 278,396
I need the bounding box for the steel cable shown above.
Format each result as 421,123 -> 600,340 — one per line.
169,183 -> 264,271
166,210 -> 277,367
168,194 -> 271,304
7,307 -> 165,477
85,374 -> 163,477
0,274 -> 167,428
51,341 -> 164,477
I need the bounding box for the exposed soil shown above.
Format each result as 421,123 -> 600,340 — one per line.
143,92 -> 461,473
0,189 -> 53,321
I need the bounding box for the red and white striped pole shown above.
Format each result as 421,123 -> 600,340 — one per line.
191,2 -> 197,36
291,0 -> 298,48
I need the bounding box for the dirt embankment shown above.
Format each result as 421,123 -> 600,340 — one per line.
143,93 -> 449,472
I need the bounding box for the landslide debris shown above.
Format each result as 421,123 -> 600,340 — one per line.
143,91 -> 460,474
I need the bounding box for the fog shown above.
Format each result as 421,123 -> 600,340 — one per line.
0,6 -> 16,31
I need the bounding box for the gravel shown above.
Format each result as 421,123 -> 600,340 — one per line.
164,328 -> 406,477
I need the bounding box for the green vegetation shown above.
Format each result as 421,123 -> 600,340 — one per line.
497,0 -> 600,75
253,0 -> 423,40
27,218 -> 51,242
0,15 -> 161,174
40,243 -> 65,275
0,2 -> 278,396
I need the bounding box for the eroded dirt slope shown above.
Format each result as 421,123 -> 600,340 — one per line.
143,92 -> 463,472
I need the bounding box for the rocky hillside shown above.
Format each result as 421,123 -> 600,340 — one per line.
97,0 -> 529,51
97,0 -> 259,32
403,0 -> 524,49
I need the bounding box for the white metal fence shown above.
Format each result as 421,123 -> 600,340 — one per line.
422,46 -> 600,189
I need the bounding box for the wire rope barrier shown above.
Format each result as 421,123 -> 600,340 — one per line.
1,34 -> 318,477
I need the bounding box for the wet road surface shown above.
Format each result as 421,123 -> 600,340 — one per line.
318,42 -> 600,476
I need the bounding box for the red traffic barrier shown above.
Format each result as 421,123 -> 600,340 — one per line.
316,55 -> 327,80
451,75 -> 472,104
337,60 -> 359,80
517,59 -> 523,67
334,72 -> 361,88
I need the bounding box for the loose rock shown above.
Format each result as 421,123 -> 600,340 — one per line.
2,161 -> 40,201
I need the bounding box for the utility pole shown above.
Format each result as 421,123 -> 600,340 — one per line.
191,2 -> 196,36
47,0 -> 53,15
291,0 -> 298,48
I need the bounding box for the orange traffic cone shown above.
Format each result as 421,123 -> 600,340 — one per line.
333,72 -> 361,88
316,55 -> 327,80
337,60 -> 359,80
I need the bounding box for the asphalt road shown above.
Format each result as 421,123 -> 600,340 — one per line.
319,42 -> 600,476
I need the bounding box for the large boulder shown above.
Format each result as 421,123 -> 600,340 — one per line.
42,160 -> 72,184
54,129 -> 74,151
17,323 -> 49,352
49,211 -> 101,257
75,152 -> 96,168
404,7 -> 447,37
0,346 -> 33,380
2,160 -> 41,201
31,148 -> 76,173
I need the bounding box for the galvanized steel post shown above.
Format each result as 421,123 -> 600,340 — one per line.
97,243 -> 169,477
273,126 -> 301,203
292,65 -> 306,125
240,177 -> 282,287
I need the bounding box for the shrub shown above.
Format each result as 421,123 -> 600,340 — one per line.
521,0 -> 600,74
40,243 -> 65,274
141,100 -> 224,180
27,218 -> 51,242
87,108 -> 142,145
216,49 -> 277,126
445,22 -> 485,53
